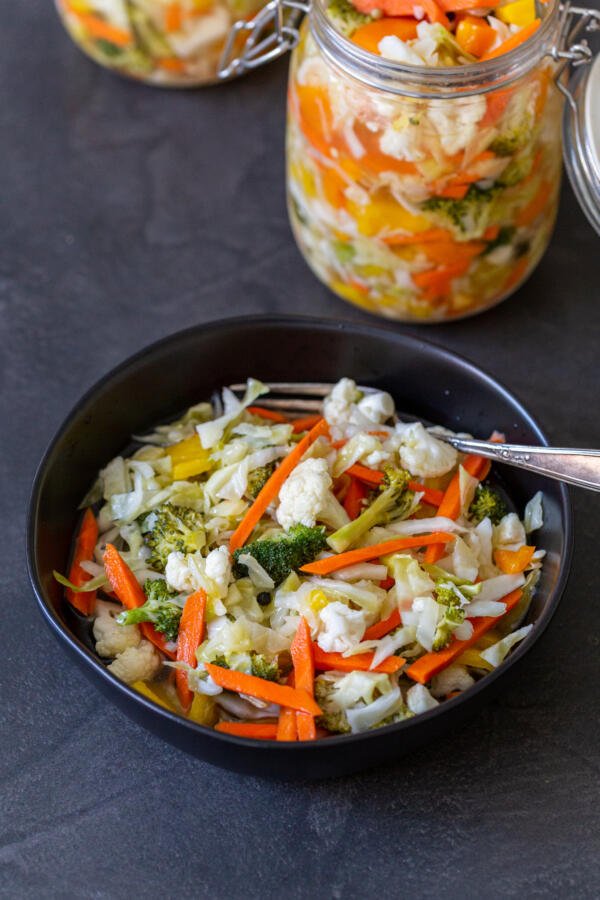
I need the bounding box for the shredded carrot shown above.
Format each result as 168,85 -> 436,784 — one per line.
301,532 -> 455,576
313,645 -> 405,674
291,414 -> 324,434
65,509 -> 99,616
438,0 -> 495,9
382,227 -> 452,246
363,608 -> 401,641
276,707 -> 298,741
103,544 -> 176,659
64,4 -> 133,46
165,1 -> 182,32
351,16 -> 419,53
482,19 -> 541,60
344,477 -> 368,520
229,418 -> 329,553
215,722 -> 278,740
156,57 -> 187,73
406,589 -> 523,683
175,590 -> 207,712
247,406 -> 288,423
204,663 -> 322,716
483,225 -> 500,241
291,618 -> 317,740
495,546 -> 536,574
423,455 -> 490,564
438,183 -> 470,200
344,463 -> 443,506
346,463 -> 384,485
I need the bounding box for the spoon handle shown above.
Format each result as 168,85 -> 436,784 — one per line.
445,437 -> 600,492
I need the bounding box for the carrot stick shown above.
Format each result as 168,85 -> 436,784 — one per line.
277,707 -> 298,741
363,608 -> 401,640
65,509 -> 99,615
346,463 -> 383,485
423,455 -> 489,564
406,589 -> 523,683
438,0 -> 495,9
247,406 -> 288,423
481,19 -> 541,60
291,617 -> 317,740
229,418 -> 329,553
345,464 -> 443,506
165,1 -> 182,32
495,546 -> 535,574
344,477 -> 368,520
215,722 -> 279,740
291,414 -> 323,434
313,645 -> 405,674
300,532 -> 456,576
412,483 -> 445,507
204,663 -> 322,716
64,3 -> 133,46
176,590 -> 207,712
103,544 -> 176,659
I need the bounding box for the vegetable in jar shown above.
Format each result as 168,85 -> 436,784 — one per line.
286,0 -> 564,321
55,0 -> 267,85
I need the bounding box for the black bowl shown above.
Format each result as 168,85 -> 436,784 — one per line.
27,316 -> 572,779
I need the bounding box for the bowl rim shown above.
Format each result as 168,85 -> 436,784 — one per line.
27,314 -> 574,750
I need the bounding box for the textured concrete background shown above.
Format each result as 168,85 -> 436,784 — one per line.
3,2 -> 600,897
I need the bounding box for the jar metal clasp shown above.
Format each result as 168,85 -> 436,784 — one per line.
548,2 -> 600,108
218,0 -> 308,80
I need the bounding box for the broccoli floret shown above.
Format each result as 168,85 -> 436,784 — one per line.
210,651 -> 292,682
247,463 -> 276,499
432,583 -> 466,651
139,502 -> 204,573
117,579 -> 182,642
422,185 -> 500,236
469,484 -> 508,525
315,678 -> 352,734
232,524 -> 328,586
489,128 -> 532,157
327,467 -> 414,554
315,677 -> 414,734
483,226 -> 516,256
326,0 -> 371,37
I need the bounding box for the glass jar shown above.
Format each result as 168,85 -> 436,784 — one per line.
55,0 -> 274,85
285,1 -> 577,322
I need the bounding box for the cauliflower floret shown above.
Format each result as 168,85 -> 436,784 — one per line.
406,683 -> 439,714
165,547 -> 232,600
356,391 -> 395,425
427,94 -> 487,156
317,601 -> 367,654
108,640 -> 162,685
204,546 -> 232,596
276,457 -> 349,532
397,421 -> 458,478
93,600 -> 141,658
431,664 -> 475,698
323,377 -> 362,439
493,513 -> 526,550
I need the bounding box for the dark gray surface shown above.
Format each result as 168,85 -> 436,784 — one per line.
3,3 -> 600,897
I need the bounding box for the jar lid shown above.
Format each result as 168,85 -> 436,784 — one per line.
563,52 -> 600,236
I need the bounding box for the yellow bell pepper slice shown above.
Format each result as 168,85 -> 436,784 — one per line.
187,693 -> 218,727
131,681 -> 179,713
350,193 -> 432,238
167,434 -> 212,480
496,0 -> 535,27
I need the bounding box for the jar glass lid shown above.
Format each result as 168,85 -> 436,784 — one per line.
563,52 -> 600,236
